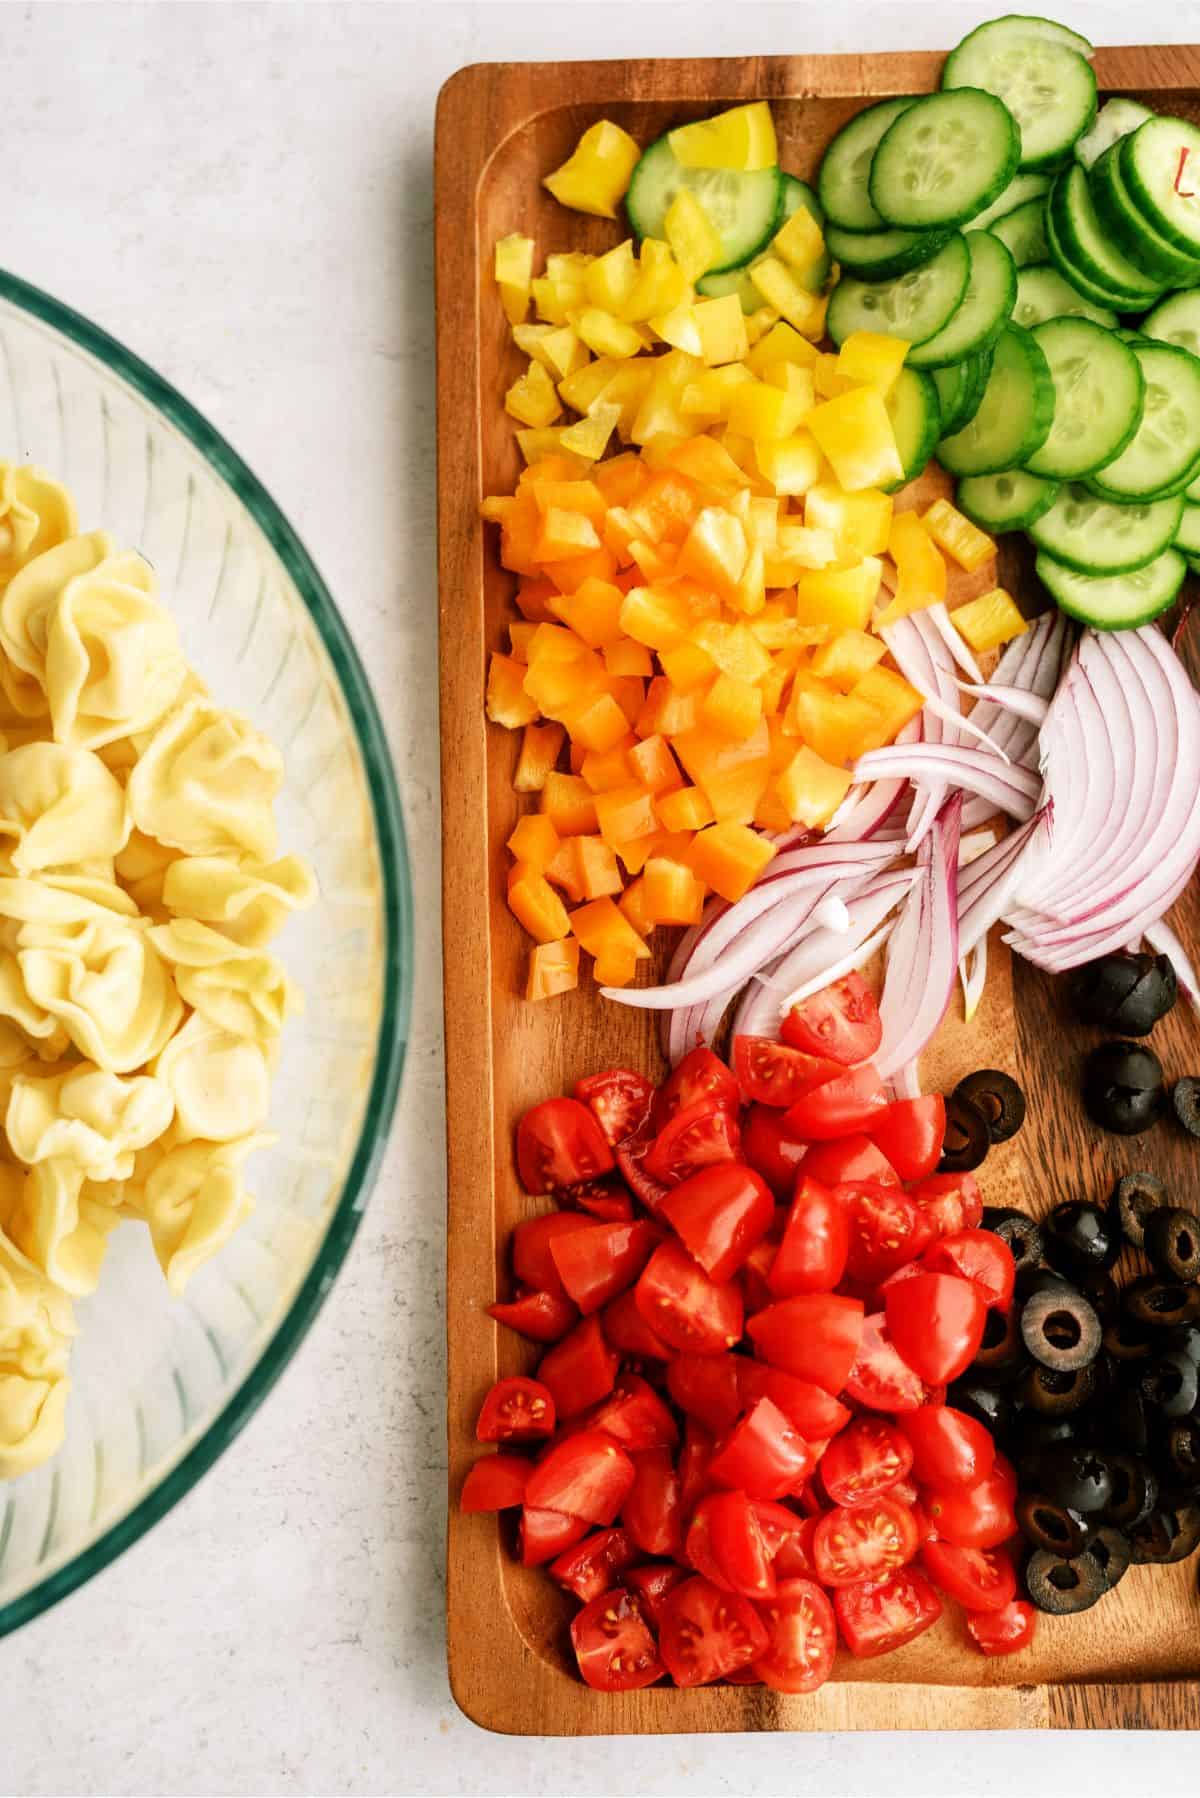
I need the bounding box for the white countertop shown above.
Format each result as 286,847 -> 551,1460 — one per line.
6,3 -> 1200,1793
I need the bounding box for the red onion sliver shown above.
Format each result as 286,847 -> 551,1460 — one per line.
955,681 -> 1050,725
853,745 -> 1040,819
875,796 -> 962,1080
1146,919 -> 1200,1008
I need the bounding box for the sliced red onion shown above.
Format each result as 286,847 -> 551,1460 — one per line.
927,602 -> 984,683
852,745 -> 1040,820
958,807 -> 1052,959
775,918 -> 898,1016
960,612 -> 1071,827
1146,919 -> 1200,1008
955,681 -> 1049,725
960,939 -> 989,1023
875,796 -> 962,1080
883,613 -> 965,850
812,894 -> 851,934
891,1060 -> 922,1101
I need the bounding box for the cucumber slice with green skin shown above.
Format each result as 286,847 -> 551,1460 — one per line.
827,234 -> 970,349
988,196 -> 1048,267
625,138 -> 784,273
818,98 -> 916,232
1142,291 -> 1200,359
697,177 -> 831,309
1188,554 -> 1200,577
1086,342 -> 1200,501
1084,447 -> 1200,505
1049,164 -> 1164,308
1074,97 -> 1154,170
946,14 -> 1095,65
1028,484 -> 1184,574
1024,318 -> 1144,480
942,28 -> 1097,171
1012,263 -> 1116,330
905,231 -> 1016,368
1186,467 -> 1200,504
1121,118 -> 1200,260
868,89 -> 1021,231
824,223 -> 953,281
937,322 -> 1056,476
932,347 -> 996,436
956,468 -> 1060,532
1042,191 -> 1159,313
970,170 -> 1052,231
1036,546 -> 1187,628
1089,143 -> 1200,285
882,366 -> 943,492
1175,502 -> 1200,555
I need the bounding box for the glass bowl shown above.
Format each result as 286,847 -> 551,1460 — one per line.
0,269 -> 411,1635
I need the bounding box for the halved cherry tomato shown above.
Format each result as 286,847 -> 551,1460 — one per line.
783,1063 -> 887,1141
659,1163 -> 773,1282
753,1577 -> 837,1693
885,1271 -> 987,1384
993,1452 -> 1018,1502
923,1228 -> 1015,1312
799,1134 -> 900,1188
677,1417 -> 716,1515
769,1175 -> 849,1297
550,1526 -> 639,1602
731,1035 -> 843,1108
517,1096 -> 615,1194
588,1373 -> 678,1450
898,1405 -> 995,1489
684,1501 -> 735,1591
519,1505 -> 589,1565
622,1446 -> 683,1557
923,1466 -> 1017,1550
843,1312 -> 931,1414
512,1212 -> 589,1299
747,1294 -> 864,1394
573,1068 -> 655,1146
780,972 -> 882,1066
476,1376 -> 556,1443
920,1539 -> 1016,1613
567,1181 -> 634,1223
653,1046 -> 740,1129
740,1227 -> 784,1313
840,1182 -> 935,1283
526,1429 -> 635,1524
666,1352 -> 743,1435
644,1100 -> 741,1186
460,1453 -> 530,1512
601,1287 -> 672,1360
867,1096 -> 946,1183
774,1514 -> 820,1578
487,1287 -> 578,1343
615,1130 -> 672,1216
571,1586 -> 664,1690
635,1239 -> 743,1354
658,1576 -> 769,1686
967,1598 -> 1036,1655
549,1218 -> 661,1314
820,1417 -> 913,1506
704,1489 -> 776,1598
537,1315 -> 618,1416
813,1494 -> 918,1587
750,1499 -> 807,1561
736,1362 -> 852,1441
909,1171 -> 983,1238
708,1397 -> 812,1501
742,1104 -> 810,1198
625,1561 -> 686,1629
833,1567 -> 941,1657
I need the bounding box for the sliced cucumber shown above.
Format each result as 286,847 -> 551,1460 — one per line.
956,468 -> 1060,532
1143,291 -> 1200,359
1121,118 -> 1200,260
905,230 -> 1016,368
697,176 -> 831,309
1049,163 -> 1164,308
1087,342 -> 1200,501
1089,143 -> 1200,285
625,137 -> 783,273
932,348 -> 995,437
882,366 -> 943,492
947,14 -> 1095,62
942,26 -> 1096,171
937,322 -> 1056,476
1029,484 -> 1183,574
826,233 -> 970,348
824,222 -> 952,281
1175,502 -> 1200,555
988,195 -> 1048,267
818,98 -> 915,232
1036,546 -> 1187,628
970,169 -> 1052,231
1024,318 -> 1143,480
1013,263 -> 1116,330
1186,467 -> 1200,504
868,89 -> 1020,230
1074,97 -> 1154,170
1043,192 -> 1157,313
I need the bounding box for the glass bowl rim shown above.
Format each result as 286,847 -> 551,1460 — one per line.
0,265 -> 413,1639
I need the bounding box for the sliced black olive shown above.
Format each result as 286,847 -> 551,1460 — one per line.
1015,1264 -> 1074,1305
1038,1445 -> 1113,1514
1131,1505 -> 1200,1564
1013,1411 -> 1080,1474
954,1070 -> 1026,1144
1163,1321 -> 1200,1365
1087,1525 -> 1132,1591
946,1379 -> 1016,1442
1015,1491 -> 1094,1555
1144,1207 -> 1200,1282
1123,1274 -> 1200,1330
1102,1453 -> 1158,1531
1042,1200 -> 1121,1278
1114,1170 -> 1169,1249
1102,1315 -> 1152,1366
1172,1076 -> 1200,1140
1022,1361 -> 1098,1415
982,1205 -> 1043,1270
1083,1041 -> 1165,1136
1020,1285 -> 1101,1372
970,1305 -> 1027,1382
1075,1269 -> 1120,1327
1024,1547 -> 1108,1613
1159,1418 -> 1200,1493
938,1091 -> 991,1172
1138,1350 -> 1200,1419
1096,1385 -> 1151,1457
1069,951 -> 1177,1035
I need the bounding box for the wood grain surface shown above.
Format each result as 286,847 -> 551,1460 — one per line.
436,43 -> 1200,1735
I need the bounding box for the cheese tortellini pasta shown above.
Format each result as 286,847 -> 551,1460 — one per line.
0,464 -> 317,1478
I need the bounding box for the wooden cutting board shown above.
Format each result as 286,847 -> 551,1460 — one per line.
436,42 -> 1200,1735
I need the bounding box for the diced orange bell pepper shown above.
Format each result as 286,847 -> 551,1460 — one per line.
665,435 -> 751,492
603,639 -> 654,677
656,784 -> 714,833
594,783 -> 660,846
609,676 -> 647,725
628,470 -> 701,545
570,835 -> 624,900
508,864 -> 572,943
580,737 -> 640,792
672,719 -> 771,823
594,452 -> 647,508
569,740 -> 586,773
514,574 -> 560,622
691,620 -> 772,685
513,721 -> 566,793
810,631 -> 887,690
535,507 -> 602,562
496,492 -> 544,575
618,876 -> 654,938
636,678 -> 700,739
619,584 -> 695,651
627,733 -> 683,793
643,857 -> 707,926
687,821 -> 776,902
523,654 -> 605,720
784,674 -> 881,766
508,622 -> 537,663
545,547 -> 619,594
507,813 -> 561,869
877,511 -> 946,625
548,578 -> 626,647
659,640 -> 717,693
613,833 -> 659,876
529,478 -> 607,525
486,652 -> 541,730
775,746 -> 854,828
526,938 -> 580,1000
701,673 -> 764,741
570,897 -> 652,969
628,537 -> 678,583
540,772 -> 600,835
850,665 -> 925,749
544,840 -> 586,902
922,499 -> 996,573
754,785 -> 795,833
676,507 -> 748,599
562,689 -> 635,753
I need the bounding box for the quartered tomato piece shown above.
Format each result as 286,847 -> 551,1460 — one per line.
898,1405 -> 995,1490
783,1064 -> 887,1141
476,1376 -> 556,1443
550,1526 -> 639,1602
487,1287 -> 578,1343
512,1212 -> 590,1299
920,1540 -> 1016,1613
799,1134 -> 900,1188
666,1352 -> 744,1436
923,1229 -> 1015,1312
967,1598 -> 1037,1656
708,1397 -> 812,1501
625,1561 -> 686,1629
548,1218 -> 661,1314
653,1046 -> 740,1129
742,1104 -> 810,1199
813,1495 -> 919,1587
588,1373 -> 678,1451
731,1035 -> 843,1108
601,1287 -> 672,1360
909,1171 -> 983,1238
747,1294 -> 865,1395
749,1499 -> 807,1561
537,1315 -> 619,1417
774,1514 -> 820,1579
704,1489 -> 777,1599
923,1467 -> 1017,1550
517,1096 -> 615,1194
459,1453 -> 531,1512
519,1505 -> 590,1566
885,1272 -> 987,1385
839,1182 -> 935,1283
780,972 -> 882,1066
867,1095 -> 946,1183
644,1099 -> 741,1186
635,1239 -> 744,1355
736,1362 -> 852,1441
820,1417 -> 913,1507
659,1162 -> 774,1282
834,1566 -> 942,1658
622,1446 -> 684,1558
571,1587 -> 665,1690
677,1417 -> 716,1515
567,1181 -> 635,1223
769,1175 -> 849,1297
658,1576 -> 770,1687
573,1067 -> 655,1146
843,1312 -> 931,1414
615,1130 -> 673,1216
753,1577 -> 838,1694
525,1429 -> 636,1524
684,1500 -> 735,1591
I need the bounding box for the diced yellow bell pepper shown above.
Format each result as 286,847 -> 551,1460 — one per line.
507,813 -> 561,870
562,690 -> 634,753
619,583 -> 694,650
701,672 -> 764,740
687,820 -> 776,902
766,525 -> 838,584
625,240 -> 692,323
758,649 -> 800,715
676,506 -> 748,597
806,389 -> 903,492
745,496 -> 782,554
804,485 -> 894,563
762,359 -> 816,411
534,507 -> 602,562
811,629 -> 888,690
571,308 -> 646,360
627,733 -> 683,793
922,498 -> 997,573
851,665 -> 925,748
691,619 -> 772,684
672,719 -> 771,823
559,357 -> 622,413
756,432 -> 824,498
505,360 -> 562,429
656,784 -> 714,832
732,543 -> 766,616
668,102 -> 777,172
514,721 -> 566,793
775,745 -> 854,827
514,323 -> 590,380
746,322 -> 820,377
783,674 -> 881,765
526,938 -> 580,1000
876,511 -> 946,624
532,275 -> 586,326
643,856 -> 706,926
727,379 -> 807,444
950,587 -> 1028,654
749,259 -> 826,336
558,403 -> 622,463
509,864 -> 572,943
584,239 -> 640,314
514,430 -> 588,475
835,331 -> 909,394
692,295 -> 750,367
487,652 -> 540,728
618,876 -> 654,938
652,305 -> 705,356
664,189 -> 723,281
544,120 -> 642,219
744,305 -> 780,345
540,771 -> 600,835
495,232 -> 535,325
636,677 -> 700,739
594,783 -> 660,846
773,206 -> 825,277
795,557 -> 883,632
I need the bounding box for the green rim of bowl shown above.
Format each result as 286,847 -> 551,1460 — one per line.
0,265 -> 412,1639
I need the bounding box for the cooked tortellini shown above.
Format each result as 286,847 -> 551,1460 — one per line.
0,465 -> 317,1478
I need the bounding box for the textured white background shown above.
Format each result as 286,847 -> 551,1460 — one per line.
4,2 -> 1199,1793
